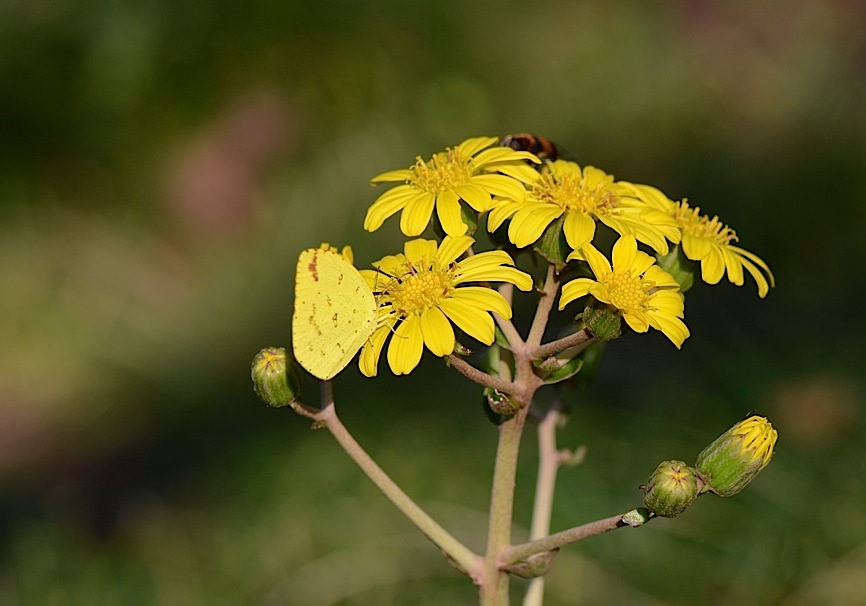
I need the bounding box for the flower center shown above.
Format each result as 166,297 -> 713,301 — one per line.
602,271 -> 650,312
532,169 -> 619,215
384,259 -> 455,316
409,149 -> 474,194
673,200 -> 738,245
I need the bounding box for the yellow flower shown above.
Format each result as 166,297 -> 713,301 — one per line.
487,160 -> 679,255
559,235 -> 689,348
364,136 -> 539,238
358,236 -> 533,376
672,200 -> 775,298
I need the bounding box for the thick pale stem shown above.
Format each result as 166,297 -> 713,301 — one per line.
522,406 -> 564,606
316,381 -> 481,577
503,514 -> 633,565
480,403 -> 532,606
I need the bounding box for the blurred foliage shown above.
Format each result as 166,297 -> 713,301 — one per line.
1,0 -> 865,604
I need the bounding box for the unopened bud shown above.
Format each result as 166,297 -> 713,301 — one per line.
251,347 -> 300,408
696,415 -> 777,497
642,460 -> 699,518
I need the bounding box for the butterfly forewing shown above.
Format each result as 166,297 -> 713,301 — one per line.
292,248 -> 377,380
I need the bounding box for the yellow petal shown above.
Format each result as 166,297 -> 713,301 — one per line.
580,242 -> 612,280
370,169 -> 414,184
456,267 -> 533,291
364,186 -> 417,231
700,247 -> 725,285
562,211 -> 597,250
404,238 -> 438,265
493,162 -> 545,184
647,313 -> 690,349
457,136 -> 498,158
472,146 -> 532,167
611,234 -> 637,270
729,245 -> 775,287
468,174 -> 527,201
437,235 -> 474,265
387,314 -> 424,375
370,254 -> 407,278
438,298 -> 495,344
454,182 -> 493,211
622,309 -> 650,333
359,324 -> 392,377
582,165 -> 615,189
559,278 -> 596,309
682,233 -> 712,261
455,250 -> 515,273
435,189 -> 468,236
722,247 -> 746,286
399,193 -> 436,236
486,199 -> 522,232
737,255 -> 772,298
451,286 -> 512,319
420,307 -> 455,356
508,205 -> 563,248
643,266 -> 681,290
649,290 -> 685,316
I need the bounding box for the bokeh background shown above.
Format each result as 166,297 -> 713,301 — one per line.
2,1 -> 865,604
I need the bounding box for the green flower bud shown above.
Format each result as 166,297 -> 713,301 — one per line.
696,415 -> 777,497
642,460 -> 699,517
251,347 -> 300,408
582,302 -> 622,342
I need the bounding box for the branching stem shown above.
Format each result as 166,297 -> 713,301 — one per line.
522,402 -> 566,606
448,354 -> 515,393
532,329 -> 595,361
503,514 -> 637,566
314,381 -> 481,577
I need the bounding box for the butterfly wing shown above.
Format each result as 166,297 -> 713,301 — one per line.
292,248 -> 377,380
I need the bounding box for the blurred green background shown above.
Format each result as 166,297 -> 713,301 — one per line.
1,1 -> 864,604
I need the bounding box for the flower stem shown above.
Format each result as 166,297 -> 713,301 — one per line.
503,514 -> 637,566
316,381 -> 481,577
532,329 -> 595,361
448,354 -> 515,393
480,402 -> 532,605
522,403 -> 565,606
526,265 -> 559,348
495,283 -> 525,348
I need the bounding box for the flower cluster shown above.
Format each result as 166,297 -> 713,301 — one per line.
290,135 -> 774,379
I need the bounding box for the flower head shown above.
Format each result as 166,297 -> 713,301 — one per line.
559,235 -> 690,348
672,200 -> 775,298
358,236 -> 533,376
696,415 -> 778,497
487,160 -> 679,255
364,136 -> 539,238
251,347 -> 300,408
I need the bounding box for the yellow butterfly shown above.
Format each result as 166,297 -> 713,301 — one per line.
292,247 -> 377,380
